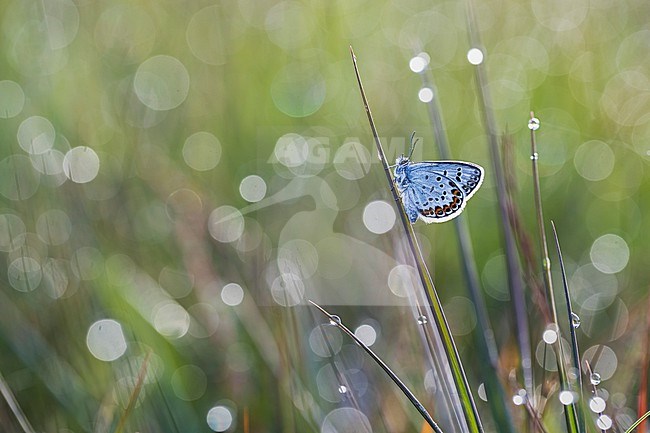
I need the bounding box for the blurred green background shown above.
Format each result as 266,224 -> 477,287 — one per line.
0,0 -> 648,432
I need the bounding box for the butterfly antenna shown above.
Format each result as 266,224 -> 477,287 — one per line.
408,131 -> 419,159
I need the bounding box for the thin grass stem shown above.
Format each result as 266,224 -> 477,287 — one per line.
0,369 -> 37,433
465,0 -> 534,400
625,411 -> 650,433
551,220 -> 586,431
584,360 -> 606,433
528,114 -> 580,433
308,300 -> 443,433
115,351 -> 151,433
351,46 -> 483,433
417,60 -> 515,433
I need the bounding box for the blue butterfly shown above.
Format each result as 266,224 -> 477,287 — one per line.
393,135 -> 484,224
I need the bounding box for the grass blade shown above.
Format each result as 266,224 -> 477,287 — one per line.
308,300 -> 444,433
351,46 -> 484,433
465,1 -> 534,398
0,369 -> 37,433
417,62 -> 515,433
528,115 -> 580,433
626,410 -> 650,433
551,220 -> 586,432
114,350 -> 151,433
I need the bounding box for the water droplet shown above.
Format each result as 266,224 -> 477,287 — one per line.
590,372 -> 601,385
329,315 -> 341,326
417,315 -> 428,325
530,152 -> 539,160
338,385 -> 347,394
571,312 -> 581,328
528,117 -> 540,130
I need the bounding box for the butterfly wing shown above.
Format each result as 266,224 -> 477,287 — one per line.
408,161 -> 484,199
398,160 -> 484,224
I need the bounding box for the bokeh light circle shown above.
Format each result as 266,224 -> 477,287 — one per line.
206,405 -> 234,432
239,175 -> 267,202
63,146 -> 100,183
467,48 -> 484,65
354,324 -> 377,346
274,133 -> 309,168
333,141 -> 371,180
171,365 -> 207,401
8,256 -> 41,292
182,132 -> 222,171
0,214 -> 26,252
86,319 -> 127,362
418,87 -> 434,103
36,209 -> 72,246
574,140 -> 615,181
278,239 -> 318,279
134,55 -> 190,111
270,273 -> 304,306
17,116 -> 55,155
590,396 -> 606,413
221,283 -> 244,306
387,264 -> 418,298
271,63 -> 326,117
0,155 -> 40,200
590,234 -> 629,274
208,206 -> 244,243
0,81 -> 25,118
409,54 -> 429,73
583,345 -> 618,380
321,407 -> 372,433
363,200 -> 395,234
153,303 -> 190,339
265,1 -> 314,50
596,415 -> 613,430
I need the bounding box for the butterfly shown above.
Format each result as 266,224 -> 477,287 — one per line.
393,134 -> 484,224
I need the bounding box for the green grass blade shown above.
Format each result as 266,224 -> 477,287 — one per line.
351,46 -> 484,433
417,65 -> 515,433
551,221 -> 586,432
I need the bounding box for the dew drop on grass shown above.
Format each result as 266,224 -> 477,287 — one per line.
528,117 -> 540,130
417,315 -> 428,325
571,312 -> 581,328
590,372 -> 602,385
530,152 -> 539,160
328,315 -> 341,326
338,385 -> 347,394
